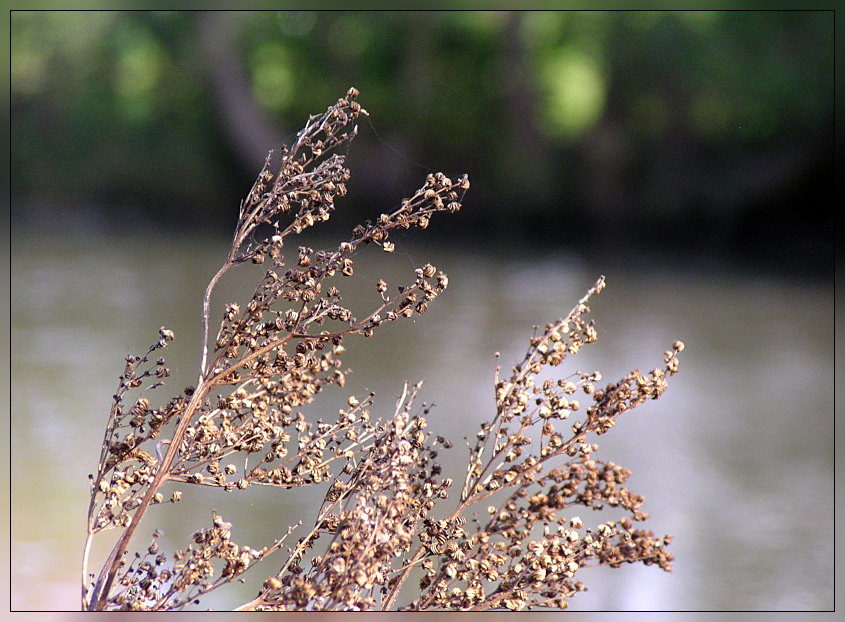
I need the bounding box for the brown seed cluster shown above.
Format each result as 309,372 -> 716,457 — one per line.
243,383 -> 455,611
383,278 -> 680,611
83,89 -> 682,612
88,332 -> 180,533
109,514 -> 289,611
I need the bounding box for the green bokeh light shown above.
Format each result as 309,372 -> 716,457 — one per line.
540,47 -> 606,140
250,41 -> 294,112
114,27 -> 165,123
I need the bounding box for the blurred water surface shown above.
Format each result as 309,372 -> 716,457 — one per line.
10,232 -> 833,611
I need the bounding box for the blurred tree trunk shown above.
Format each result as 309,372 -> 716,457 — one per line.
579,81 -> 631,243
197,11 -> 285,172
497,11 -> 552,210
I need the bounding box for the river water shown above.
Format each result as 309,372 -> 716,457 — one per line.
10,232 -> 834,611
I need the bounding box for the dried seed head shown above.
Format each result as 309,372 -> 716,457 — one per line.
264,576 -> 283,590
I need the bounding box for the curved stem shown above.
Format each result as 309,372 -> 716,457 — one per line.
81,530 -> 94,609
88,383 -> 209,610
200,261 -> 232,379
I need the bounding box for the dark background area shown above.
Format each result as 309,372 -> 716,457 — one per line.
10,10 -> 834,274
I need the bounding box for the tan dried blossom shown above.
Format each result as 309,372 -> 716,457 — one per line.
82,89 -> 682,612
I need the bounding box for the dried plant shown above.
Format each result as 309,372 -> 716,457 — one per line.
82,88 -> 684,611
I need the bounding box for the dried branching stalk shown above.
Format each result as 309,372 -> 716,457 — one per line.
82,88 -> 683,611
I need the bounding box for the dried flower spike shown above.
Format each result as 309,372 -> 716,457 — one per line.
83,89 -> 681,613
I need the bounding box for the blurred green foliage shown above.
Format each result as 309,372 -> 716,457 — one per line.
11,10 -> 833,268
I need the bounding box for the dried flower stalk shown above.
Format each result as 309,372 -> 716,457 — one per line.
82,88 -> 683,611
